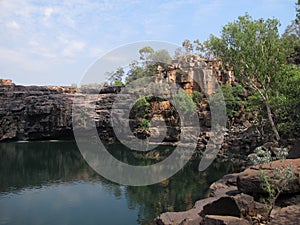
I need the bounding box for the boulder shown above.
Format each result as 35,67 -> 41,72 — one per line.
237,159 -> 300,195
156,197 -> 218,225
200,215 -> 250,225
202,194 -> 256,218
209,173 -> 240,198
270,204 -> 300,225
287,139 -> 300,159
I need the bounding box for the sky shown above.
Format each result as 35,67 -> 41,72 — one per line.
0,0 -> 297,86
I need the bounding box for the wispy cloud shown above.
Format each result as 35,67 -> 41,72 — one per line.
0,0 -> 295,85
6,20 -> 20,29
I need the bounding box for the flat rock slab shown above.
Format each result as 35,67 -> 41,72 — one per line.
201,215 -> 250,225
156,197 -> 218,225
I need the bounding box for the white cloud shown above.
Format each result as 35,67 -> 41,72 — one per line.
62,40 -> 86,57
44,7 -> 55,18
6,20 -> 20,29
88,47 -> 105,58
0,47 -> 48,72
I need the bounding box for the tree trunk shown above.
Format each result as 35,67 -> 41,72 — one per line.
265,99 -> 280,141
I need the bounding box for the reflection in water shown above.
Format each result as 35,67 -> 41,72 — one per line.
0,141 -> 238,225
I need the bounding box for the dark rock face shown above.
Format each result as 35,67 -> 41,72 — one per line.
287,139 -> 300,159
0,82 -> 263,158
0,84 -> 76,141
202,194 -> 256,218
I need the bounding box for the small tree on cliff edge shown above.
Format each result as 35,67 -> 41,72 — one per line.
204,13 -> 293,141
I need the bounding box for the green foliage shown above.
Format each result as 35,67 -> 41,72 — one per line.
150,49 -> 172,64
139,46 -> 154,61
203,13 -> 294,140
125,61 -> 145,84
132,96 -> 151,119
113,80 -> 124,86
192,91 -> 204,103
125,61 -> 159,84
270,64 -> 300,134
205,14 -> 289,85
139,118 -> 151,130
259,165 -> 294,221
283,0 -> 300,65
221,84 -> 246,117
297,0 -> 300,24
107,67 -> 125,85
172,90 -> 196,115
102,99 -> 109,104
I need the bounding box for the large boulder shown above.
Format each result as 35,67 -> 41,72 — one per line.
156,197 -> 218,225
237,159 -> 300,195
202,194 -> 256,218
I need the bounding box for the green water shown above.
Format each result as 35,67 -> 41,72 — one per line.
0,141 -> 238,225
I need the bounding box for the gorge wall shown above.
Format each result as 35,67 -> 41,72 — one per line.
0,80 -> 75,141
0,55 -> 262,157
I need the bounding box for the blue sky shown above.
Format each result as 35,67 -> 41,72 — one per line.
0,0 -> 297,86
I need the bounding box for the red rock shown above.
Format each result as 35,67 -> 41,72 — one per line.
237,159 -> 300,195
201,215 -> 250,225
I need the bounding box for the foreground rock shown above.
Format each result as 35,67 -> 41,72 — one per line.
202,194 -> 256,218
201,215 -> 250,225
237,158 -> 300,195
270,204 -> 300,225
156,174 -> 249,225
156,158 -> 300,225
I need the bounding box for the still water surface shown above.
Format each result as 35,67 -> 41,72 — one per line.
0,141 -> 238,225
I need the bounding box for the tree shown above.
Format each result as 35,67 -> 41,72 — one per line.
107,67 -> 125,85
283,1 -> 300,65
204,14 -> 292,141
125,60 -> 144,84
296,0 -> 300,25
150,49 -> 172,64
270,64 -> 300,135
126,47 -> 172,84
139,46 -> 154,63
182,39 -> 194,53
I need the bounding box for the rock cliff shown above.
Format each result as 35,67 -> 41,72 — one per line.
0,55 -> 264,156
0,54 -> 263,158
0,82 -> 75,141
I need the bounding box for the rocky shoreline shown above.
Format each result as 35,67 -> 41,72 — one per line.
156,158 -> 300,225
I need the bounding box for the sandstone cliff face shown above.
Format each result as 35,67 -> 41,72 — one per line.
0,83 -> 75,141
0,80 -> 262,158
0,54 -> 262,155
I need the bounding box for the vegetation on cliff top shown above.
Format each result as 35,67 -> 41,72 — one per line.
103,2 -> 300,143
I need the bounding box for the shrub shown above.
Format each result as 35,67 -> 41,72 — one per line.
192,91 -> 203,103
249,147 -> 294,221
